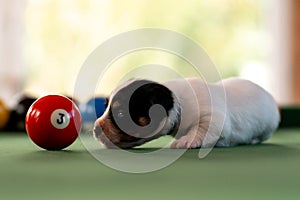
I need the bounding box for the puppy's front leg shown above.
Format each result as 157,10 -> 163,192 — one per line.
170,129 -> 203,149
170,112 -> 224,149
170,114 -> 210,148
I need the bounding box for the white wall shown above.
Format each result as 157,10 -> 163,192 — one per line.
0,0 -> 26,105
238,0 -> 293,105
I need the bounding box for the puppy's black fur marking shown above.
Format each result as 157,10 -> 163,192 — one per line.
129,82 -> 174,126
104,98 -> 109,108
108,80 -> 174,136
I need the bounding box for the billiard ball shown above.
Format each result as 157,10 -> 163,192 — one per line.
0,99 -> 10,130
25,95 -> 82,150
6,95 -> 36,131
79,97 -> 106,130
93,97 -> 106,118
64,95 -> 79,106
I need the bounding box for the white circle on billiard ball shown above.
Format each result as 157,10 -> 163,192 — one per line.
50,109 -> 70,129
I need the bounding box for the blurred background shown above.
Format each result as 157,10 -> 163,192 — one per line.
0,0 -> 299,105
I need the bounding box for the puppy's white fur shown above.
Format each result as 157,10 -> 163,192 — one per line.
94,78 -> 280,148
165,78 -> 280,148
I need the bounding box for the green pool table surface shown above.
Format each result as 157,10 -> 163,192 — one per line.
1,129 -> 300,200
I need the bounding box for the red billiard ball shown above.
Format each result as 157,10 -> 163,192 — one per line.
25,95 -> 82,150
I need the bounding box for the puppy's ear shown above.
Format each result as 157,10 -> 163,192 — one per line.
129,80 -> 174,126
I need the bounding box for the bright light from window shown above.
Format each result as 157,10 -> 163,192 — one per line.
22,0 -> 273,100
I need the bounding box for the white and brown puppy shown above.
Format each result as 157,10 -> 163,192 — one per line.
93,78 -> 280,149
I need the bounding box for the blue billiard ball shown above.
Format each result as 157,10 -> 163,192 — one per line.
79,97 -> 106,129
92,97 -> 106,118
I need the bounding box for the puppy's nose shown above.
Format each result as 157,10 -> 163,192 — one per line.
93,125 -> 102,138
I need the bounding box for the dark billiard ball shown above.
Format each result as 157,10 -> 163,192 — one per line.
64,95 -> 79,106
5,95 -> 37,131
0,99 -> 10,130
25,95 -> 82,150
79,97 -> 106,130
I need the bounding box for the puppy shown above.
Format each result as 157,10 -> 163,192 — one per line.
93,78 -> 280,149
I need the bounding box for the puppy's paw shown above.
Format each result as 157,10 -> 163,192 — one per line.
170,135 -> 202,149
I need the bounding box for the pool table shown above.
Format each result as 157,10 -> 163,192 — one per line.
1,127 -> 300,200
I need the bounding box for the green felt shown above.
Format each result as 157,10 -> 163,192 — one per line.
1,129 -> 300,200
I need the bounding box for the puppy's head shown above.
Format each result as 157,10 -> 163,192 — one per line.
93,79 -> 178,148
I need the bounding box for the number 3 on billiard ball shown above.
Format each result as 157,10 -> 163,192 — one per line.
50,109 -> 70,129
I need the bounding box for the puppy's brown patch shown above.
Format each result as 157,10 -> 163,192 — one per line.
138,117 -> 150,126
112,101 -> 121,109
